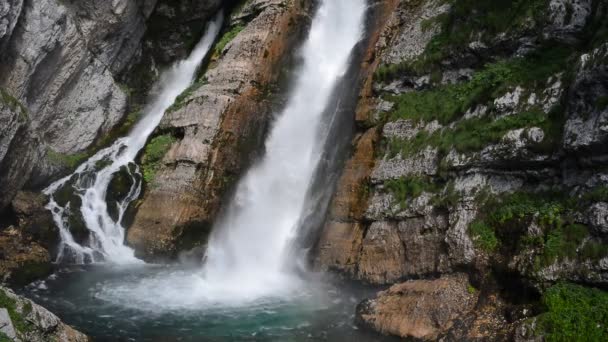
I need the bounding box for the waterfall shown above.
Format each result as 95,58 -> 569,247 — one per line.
43,13 -> 223,264
200,0 -> 367,299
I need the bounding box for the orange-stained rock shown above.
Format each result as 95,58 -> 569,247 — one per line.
127,0 -> 312,260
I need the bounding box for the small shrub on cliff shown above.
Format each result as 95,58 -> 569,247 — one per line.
142,134 -> 176,184
541,224 -> 588,266
0,88 -> 27,119
538,283 -> 608,342
469,220 -> 499,252
385,176 -> 441,209
386,109 -> 548,159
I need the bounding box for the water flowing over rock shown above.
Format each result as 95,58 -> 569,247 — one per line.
127,0 -> 315,260
43,13 -> 223,264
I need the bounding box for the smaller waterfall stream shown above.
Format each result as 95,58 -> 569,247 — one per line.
44,13 -> 223,264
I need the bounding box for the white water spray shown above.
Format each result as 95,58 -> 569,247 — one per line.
94,0 -> 368,309
43,13 -> 223,264
200,0 -> 367,300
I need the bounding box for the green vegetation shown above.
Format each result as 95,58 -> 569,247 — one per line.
387,109 -> 551,158
469,220 -> 499,252
375,0 -> 551,82
385,176 -> 441,208
47,149 -> 89,169
538,283 -> 608,342
0,332 -> 11,342
423,0 -> 548,64
0,289 -> 34,335
467,284 -> 478,294
212,24 -> 245,58
386,47 -> 571,124
167,77 -> 209,112
470,191 -> 608,265
141,134 -> 176,183
0,88 -> 27,119
541,224 -> 589,266
382,46 -> 571,160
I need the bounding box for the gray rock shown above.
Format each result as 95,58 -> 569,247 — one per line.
563,57 -> 608,153
0,287 -> 88,341
0,0 -> 22,51
588,202 -> 608,236
381,0 -> 450,64
545,0 -> 593,43
371,147 -> 439,182
0,308 -> 19,341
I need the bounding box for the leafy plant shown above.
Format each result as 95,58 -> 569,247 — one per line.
469,220 -> 499,252
538,283 -> 608,342
385,176 -> 441,209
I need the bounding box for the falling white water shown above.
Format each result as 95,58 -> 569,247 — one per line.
92,0 -> 368,310
43,13 -> 223,264
200,0 -> 367,300
76,0 -> 368,311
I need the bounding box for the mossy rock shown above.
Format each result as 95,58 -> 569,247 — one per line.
106,164 -> 139,222
8,260 -> 53,287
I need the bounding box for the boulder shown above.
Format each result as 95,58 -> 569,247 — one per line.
355,274 -> 478,340
0,287 -> 88,341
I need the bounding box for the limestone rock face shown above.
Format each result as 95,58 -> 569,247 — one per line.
0,287 -> 88,341
0,0 -> 162,210
0,0 -> 22,50
355,274 -> 478,340
563,44 -> 608,155
127,0 -> 312,260
319,0 -> 608,339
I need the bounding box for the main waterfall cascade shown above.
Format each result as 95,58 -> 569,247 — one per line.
43,13 -> 223,264
201,0 -> 367,296
41,0 -> 367,308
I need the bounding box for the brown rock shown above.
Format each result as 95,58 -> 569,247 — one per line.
355,274 -> 478,340
11,191 -> 57,249
127,0 -> 313,260
0,227 -> 51,286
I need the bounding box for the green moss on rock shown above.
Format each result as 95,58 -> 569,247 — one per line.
141,134 -> 176,184
0,289 -> 34,335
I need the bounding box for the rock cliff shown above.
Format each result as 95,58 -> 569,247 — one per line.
0,0 -> 223,212
1,0 -> 607,340
314,0 -> 608,340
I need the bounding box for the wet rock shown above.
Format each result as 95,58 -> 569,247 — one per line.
128,0 -> 314,260
11,191 -> 57,249
355,274 -> 478,340
0,287 -> 88,341
0,227 -> 51,286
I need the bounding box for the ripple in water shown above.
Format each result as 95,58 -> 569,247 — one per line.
23,266 -> 397,342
